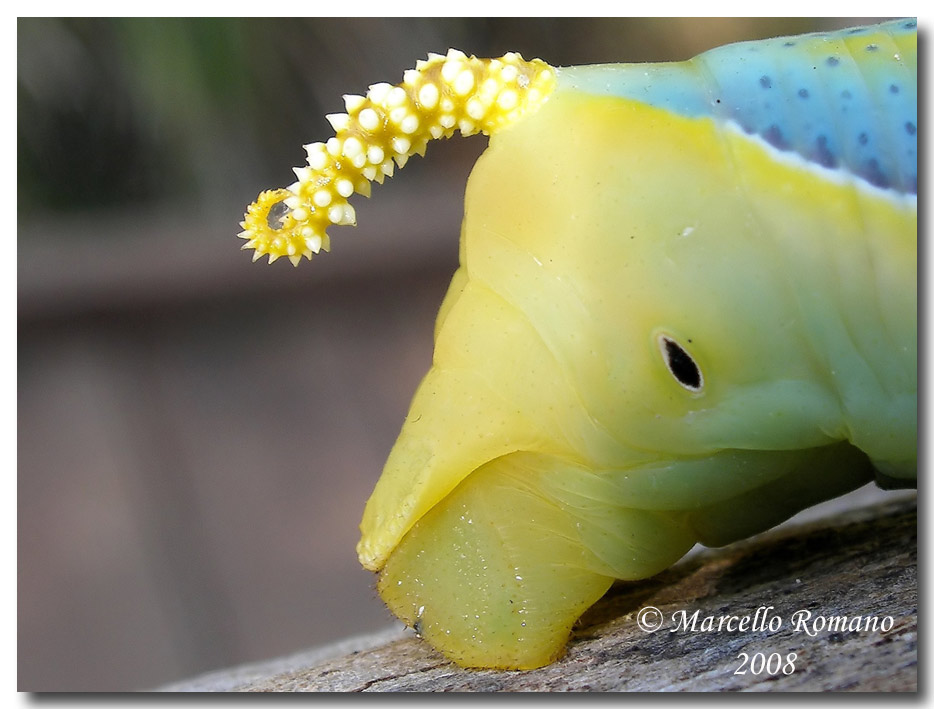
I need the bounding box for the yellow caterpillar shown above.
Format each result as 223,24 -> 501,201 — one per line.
239,20 -> 917,669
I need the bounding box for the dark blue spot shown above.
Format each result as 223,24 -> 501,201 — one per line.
759,75 -> 772,89
858,132 -> 869,146
841,89 -> 852,100
847,26 -> 867,35
826,56 -> 840,67
860,158 -> 890,189
763,124 -> 789,151
813,135 -> 837,168
866,43 -> 879,52
906,122 -> 916,136
784,41 -> 796,47
889,84 -> 900,94
798,88 -> 810,99
903,19 -> 917,29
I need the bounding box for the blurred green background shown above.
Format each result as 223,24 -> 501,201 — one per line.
18,18 -> 880,691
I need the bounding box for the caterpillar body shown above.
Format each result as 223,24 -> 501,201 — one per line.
239,19 -> 917,669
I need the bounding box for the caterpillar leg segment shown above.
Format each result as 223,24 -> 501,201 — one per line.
687,442 -> 875,547
377,452 -> 695,669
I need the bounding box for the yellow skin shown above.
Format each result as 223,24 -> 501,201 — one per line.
240,36 -> 916,669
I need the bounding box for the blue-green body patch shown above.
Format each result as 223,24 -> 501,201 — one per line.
558,18 -> 917,194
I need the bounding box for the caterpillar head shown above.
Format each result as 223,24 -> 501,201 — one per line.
241,24 -> 915,669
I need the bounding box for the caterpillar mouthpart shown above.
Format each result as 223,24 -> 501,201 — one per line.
238,49 -> 557,266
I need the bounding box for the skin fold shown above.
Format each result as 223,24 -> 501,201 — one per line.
240,20 -> 916,669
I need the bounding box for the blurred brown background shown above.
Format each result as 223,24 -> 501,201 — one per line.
18,18 -> 883,691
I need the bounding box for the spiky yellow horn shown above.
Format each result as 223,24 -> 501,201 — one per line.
238,49 -> 557,266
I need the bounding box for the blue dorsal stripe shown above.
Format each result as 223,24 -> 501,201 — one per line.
557,19 -> 917,195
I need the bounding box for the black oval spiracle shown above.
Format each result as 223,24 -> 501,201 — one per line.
658,335 -> 703,393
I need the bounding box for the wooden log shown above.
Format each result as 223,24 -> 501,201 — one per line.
163,494 -> 916,692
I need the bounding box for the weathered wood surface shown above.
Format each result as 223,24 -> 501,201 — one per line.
164,495 -> 917,692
